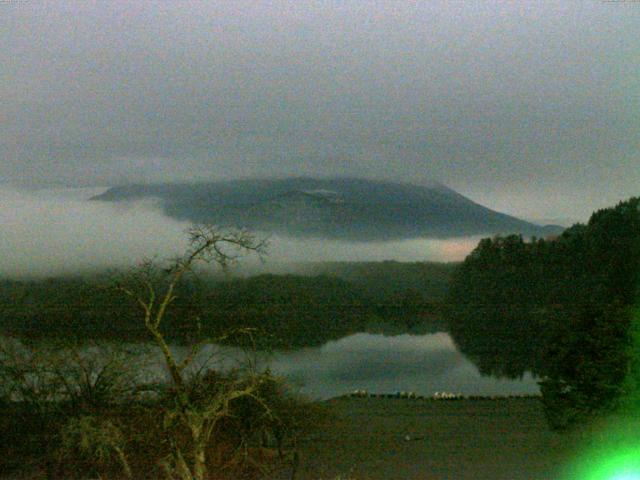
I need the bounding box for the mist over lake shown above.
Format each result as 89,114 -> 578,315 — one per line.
0,185 -> 544,402
3,3 -> 637,478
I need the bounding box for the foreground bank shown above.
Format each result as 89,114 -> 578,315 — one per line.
296,396 -> 601,480
6,395 -> 637,479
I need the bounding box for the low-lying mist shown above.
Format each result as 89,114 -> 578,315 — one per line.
0,186 -> 477,278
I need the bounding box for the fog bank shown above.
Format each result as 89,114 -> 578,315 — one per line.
0,186 -> 190,278
0,187 -> 476,278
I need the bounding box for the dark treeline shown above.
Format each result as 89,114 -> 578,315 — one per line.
299,260 -> 455,331
0,263 -> 450,349
299,260 -> 457,302
446,197 -> 640,428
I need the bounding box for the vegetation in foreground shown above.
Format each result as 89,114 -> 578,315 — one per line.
5,393 -> 624,480
1,225 -> 326,480
0,361 -> 321,480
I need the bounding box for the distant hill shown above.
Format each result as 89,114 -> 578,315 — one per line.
91,177 -> 564,240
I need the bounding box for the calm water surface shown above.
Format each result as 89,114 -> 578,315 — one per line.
3,333 -> 538,401
174,332 -> 539,400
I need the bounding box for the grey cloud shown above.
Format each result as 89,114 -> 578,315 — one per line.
1,1 -> 638,220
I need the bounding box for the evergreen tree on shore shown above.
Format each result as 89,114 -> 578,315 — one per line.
446,197 -> 640,429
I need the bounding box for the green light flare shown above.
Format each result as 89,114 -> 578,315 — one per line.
562,445 -> 640,480
620,305 -> 640,415
562,306 -> 640,480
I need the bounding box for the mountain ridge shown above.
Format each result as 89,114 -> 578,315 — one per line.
91,177 -> 564,241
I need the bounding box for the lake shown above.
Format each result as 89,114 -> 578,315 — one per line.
1,332 -> 539,401
171,332 -> 539,400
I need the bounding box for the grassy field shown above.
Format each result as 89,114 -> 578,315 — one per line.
296,397 -> 586,480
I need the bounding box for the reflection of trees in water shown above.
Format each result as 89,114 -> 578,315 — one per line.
0,273 -> 447,349
267,332 -> 540,400
1,332 -> 540,402
445,235 -> 548,379
445,197 -> 640,429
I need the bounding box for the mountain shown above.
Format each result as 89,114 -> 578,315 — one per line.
91,177 -> 564,240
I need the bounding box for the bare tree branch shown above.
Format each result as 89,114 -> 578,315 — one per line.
108,225 -> 275,480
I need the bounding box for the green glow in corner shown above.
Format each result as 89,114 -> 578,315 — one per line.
560,306 -> 640,480
562,446 -> 640,480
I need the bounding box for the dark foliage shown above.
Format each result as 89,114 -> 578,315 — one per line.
0,269 -> 445,348
446,235 -> 550,378
1,375 -> 319,480
446,197 -> 640,429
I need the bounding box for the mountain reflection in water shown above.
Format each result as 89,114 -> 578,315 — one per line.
146,333 -> 540,400
171,333 -> 539,400
263,333 -> 539,399
3,333 -> 538,401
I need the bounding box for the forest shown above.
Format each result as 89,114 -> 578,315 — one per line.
446,196 -> 640,429
0,262 -> 453,349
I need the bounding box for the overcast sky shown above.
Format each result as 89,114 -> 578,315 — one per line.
2,1 -> 639,221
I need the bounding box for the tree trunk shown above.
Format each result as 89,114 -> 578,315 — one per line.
173,448 -> 193,480
114,446 -> 133,480
193,438 -> 207,480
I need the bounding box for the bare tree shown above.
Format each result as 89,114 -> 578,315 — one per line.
112,225 -> 278,480
115,226 -> 267,387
